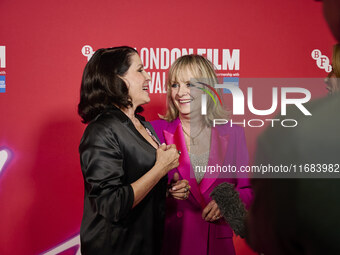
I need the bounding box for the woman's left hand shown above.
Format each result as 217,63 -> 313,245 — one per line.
202,200 -> 223,222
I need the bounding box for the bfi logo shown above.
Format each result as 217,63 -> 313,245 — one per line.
311,49 -> 332,73
0,46 -> 5,68
82,45 -> 94,61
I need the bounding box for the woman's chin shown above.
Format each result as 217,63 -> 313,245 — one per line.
178,107 -> 202,116
142,96 -> 151,105
177,111 -> 191,119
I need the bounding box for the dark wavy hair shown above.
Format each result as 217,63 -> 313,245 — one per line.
78,46 -> 139,123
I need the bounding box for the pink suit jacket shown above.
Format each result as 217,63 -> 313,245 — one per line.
151,118 -> 252,255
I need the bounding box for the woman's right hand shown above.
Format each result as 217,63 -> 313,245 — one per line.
169,173 -> 190,200
155,143 -> 180,175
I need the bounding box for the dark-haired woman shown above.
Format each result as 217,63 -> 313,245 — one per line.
78,46 -> 180,255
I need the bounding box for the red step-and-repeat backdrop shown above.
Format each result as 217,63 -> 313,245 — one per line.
0,0 -> 336,254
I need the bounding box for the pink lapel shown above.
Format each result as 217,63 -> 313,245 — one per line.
163,122 -> 206,209
199,127 -> 229,194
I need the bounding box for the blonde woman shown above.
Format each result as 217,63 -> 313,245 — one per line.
151,55 -> 252,255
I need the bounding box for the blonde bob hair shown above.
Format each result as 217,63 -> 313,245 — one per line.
161,54 -> 229,125
333,43 -> 340,78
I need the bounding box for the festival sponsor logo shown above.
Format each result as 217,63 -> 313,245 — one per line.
0,46 -> 6,93
0,76 -> 5,93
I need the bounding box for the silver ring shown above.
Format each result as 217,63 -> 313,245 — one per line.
178,150 -> 181,155
184,193 -> 188,199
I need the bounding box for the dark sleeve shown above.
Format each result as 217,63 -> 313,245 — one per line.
246,127 -> 299,254
79,122 -> 134,223
234,127 -> 253,209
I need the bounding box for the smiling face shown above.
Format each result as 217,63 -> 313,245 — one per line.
122,53 -> 151,107
170,67 -> 204,118
164,55 -> 226,123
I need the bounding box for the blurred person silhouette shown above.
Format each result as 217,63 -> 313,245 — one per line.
212,0 -> 340,254
246,0 -> 340,254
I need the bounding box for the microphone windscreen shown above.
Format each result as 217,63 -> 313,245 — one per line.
210,182 -> 247,237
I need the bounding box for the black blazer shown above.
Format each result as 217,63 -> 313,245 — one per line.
79,106 -> 167,255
